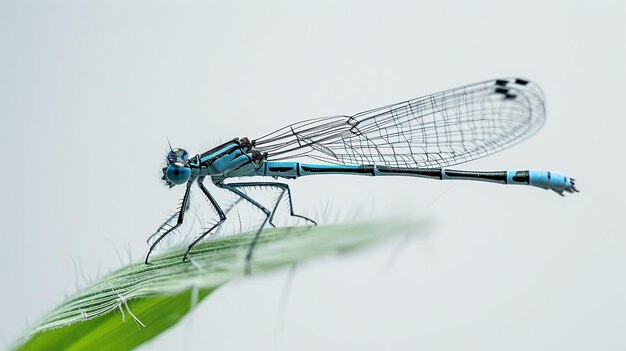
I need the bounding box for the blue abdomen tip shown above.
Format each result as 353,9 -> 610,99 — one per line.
529,171 -> 578,195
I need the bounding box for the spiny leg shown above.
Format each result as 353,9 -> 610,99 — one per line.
269,182 -> 316,226
216,182 -> 272,275
146,197 -> 191,245
145,182 -> 193,265
219,196 -> 244,234
223,197 -> 244,217
183,178 -> 227,261
146,212 -> 177,245
269,187 -> 285,227
222,182 -> 317,228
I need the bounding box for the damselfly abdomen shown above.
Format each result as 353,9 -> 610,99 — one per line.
146,78 -> 577,272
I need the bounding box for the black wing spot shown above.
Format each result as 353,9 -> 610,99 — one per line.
495,79 -> 509,87
515,78 -> 529,85
494,87 -> 509,95
495,87 -> 516,99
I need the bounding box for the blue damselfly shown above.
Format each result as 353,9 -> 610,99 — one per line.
146,78 -> 577,271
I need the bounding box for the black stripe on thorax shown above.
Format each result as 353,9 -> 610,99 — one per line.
200,139 -> 239,159
200,140 -> 241,165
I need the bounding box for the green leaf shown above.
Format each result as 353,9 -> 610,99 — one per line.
13,221 -> 420,351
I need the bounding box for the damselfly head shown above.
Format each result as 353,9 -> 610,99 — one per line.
167,148 -> 189,163
162,148 -> 191,187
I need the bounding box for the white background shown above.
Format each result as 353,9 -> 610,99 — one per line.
1,1 -> 624,350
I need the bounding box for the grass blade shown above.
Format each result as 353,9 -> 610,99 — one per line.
13,221 -> 420,350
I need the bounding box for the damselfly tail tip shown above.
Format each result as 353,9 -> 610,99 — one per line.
564,178 -> 579,194
551,177 -> 578,196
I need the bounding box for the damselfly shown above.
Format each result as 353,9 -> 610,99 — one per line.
146,78 -> 578,271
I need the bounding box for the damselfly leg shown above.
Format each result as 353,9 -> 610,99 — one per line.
222,182 -> 317,227
218,181 -> 317,273
182,177 -> 227,261
216,182 -> 273,274
145,181 -> 193,264
146,213 -> 177,245
146,199 -> 192,245
223,197 -> 244,217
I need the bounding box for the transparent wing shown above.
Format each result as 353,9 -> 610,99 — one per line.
252,78 -> 545,168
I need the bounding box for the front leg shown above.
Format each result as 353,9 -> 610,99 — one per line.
182,178 -> 227,261
145,180 -> 193,264
146,199 -> 191,245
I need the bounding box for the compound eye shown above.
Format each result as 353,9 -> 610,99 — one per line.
165,162 -> 191,185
